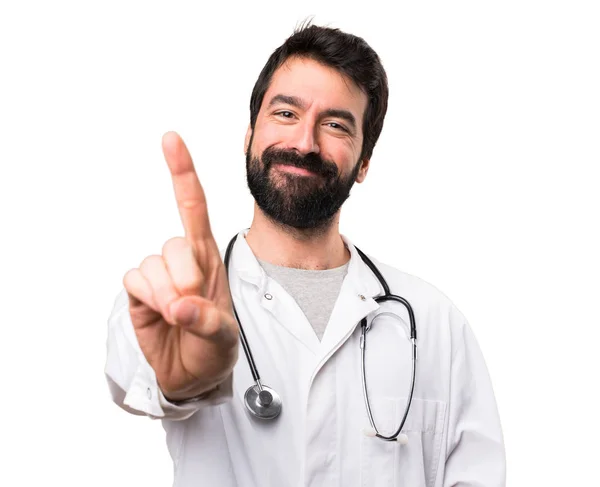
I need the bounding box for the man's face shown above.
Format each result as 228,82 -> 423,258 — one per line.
245,56 -> 370,230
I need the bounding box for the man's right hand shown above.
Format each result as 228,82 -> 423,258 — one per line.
123,131 -> 239,402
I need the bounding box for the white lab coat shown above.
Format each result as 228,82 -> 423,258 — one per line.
105,231 -> 505,486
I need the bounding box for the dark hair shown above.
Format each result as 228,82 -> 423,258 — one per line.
249,20 -> 389,161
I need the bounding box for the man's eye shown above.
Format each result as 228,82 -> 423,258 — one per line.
327,122 -> 348,132
277,111 -> 294,118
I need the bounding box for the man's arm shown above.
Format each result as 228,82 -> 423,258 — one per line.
104,288 -> 233,421
442,312 -> 506,486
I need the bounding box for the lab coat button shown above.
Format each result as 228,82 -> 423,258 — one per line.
264,293 -> 273,300
359,294 -> 366,301
146,387 -> 152,399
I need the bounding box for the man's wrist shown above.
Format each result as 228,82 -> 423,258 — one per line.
163,384 -> 221,405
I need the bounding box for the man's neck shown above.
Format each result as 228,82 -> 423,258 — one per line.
245,205 -> 350,270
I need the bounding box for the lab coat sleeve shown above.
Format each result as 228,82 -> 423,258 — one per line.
442,310 -> 506,486
104,288 -> 233,421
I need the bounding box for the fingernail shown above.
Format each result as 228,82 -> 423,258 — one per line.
173,300 -> 199,327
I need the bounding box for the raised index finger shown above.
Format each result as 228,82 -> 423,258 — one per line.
162,131 -> 213,241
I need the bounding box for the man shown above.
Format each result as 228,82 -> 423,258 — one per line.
105,22 -> 505,486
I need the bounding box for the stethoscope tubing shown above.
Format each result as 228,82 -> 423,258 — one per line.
361,319 -> 417,441
225,235 -> 262,384
224,234 -> 417,440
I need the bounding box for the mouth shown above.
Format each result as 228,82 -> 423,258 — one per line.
273,163 -> 318,177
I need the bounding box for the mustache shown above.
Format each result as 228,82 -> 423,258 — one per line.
261,147 -> 339,179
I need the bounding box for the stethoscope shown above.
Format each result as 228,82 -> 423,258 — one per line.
224,234 -> 418,443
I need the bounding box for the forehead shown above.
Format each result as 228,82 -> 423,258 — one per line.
262,56 -> 368,125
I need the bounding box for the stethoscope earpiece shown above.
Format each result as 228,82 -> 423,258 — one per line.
362,427 -> 377,437
362,428 -> 409,445
396,433 -> 409,445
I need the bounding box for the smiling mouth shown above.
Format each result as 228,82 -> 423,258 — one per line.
274,163 -> 318,177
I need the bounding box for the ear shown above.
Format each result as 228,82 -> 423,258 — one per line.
244,125 -> 252,155
355,158 -> 370,183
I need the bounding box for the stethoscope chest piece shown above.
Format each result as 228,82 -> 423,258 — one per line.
244,384 -> 282,420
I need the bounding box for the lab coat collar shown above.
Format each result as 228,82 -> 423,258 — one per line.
228,229 -> 268,290
228,229 -> 382,298
227,229 -> 382,358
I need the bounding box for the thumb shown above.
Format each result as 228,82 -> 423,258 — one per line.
170,299 -> 199,327
169,297 -> 235,342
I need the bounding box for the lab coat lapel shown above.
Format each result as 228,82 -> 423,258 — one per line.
228,231 -> 321,354
260,278 -> 322,353
315,237 -> 382,369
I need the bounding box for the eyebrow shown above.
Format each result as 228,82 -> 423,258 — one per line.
267,94 -> 358,132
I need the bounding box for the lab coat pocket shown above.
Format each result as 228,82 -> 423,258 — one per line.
360,396 -> 446,487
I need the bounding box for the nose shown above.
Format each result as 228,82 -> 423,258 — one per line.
289,119 -> 320,155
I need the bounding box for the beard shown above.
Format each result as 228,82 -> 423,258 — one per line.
245,136 -> 362,230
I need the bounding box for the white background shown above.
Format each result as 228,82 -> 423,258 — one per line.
1,0 -> 598,485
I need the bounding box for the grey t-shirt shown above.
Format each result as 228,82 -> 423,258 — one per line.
257,259 -> 350,341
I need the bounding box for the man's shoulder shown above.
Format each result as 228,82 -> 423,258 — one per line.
363,253 -> 464,320
361,254 -> 473,345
